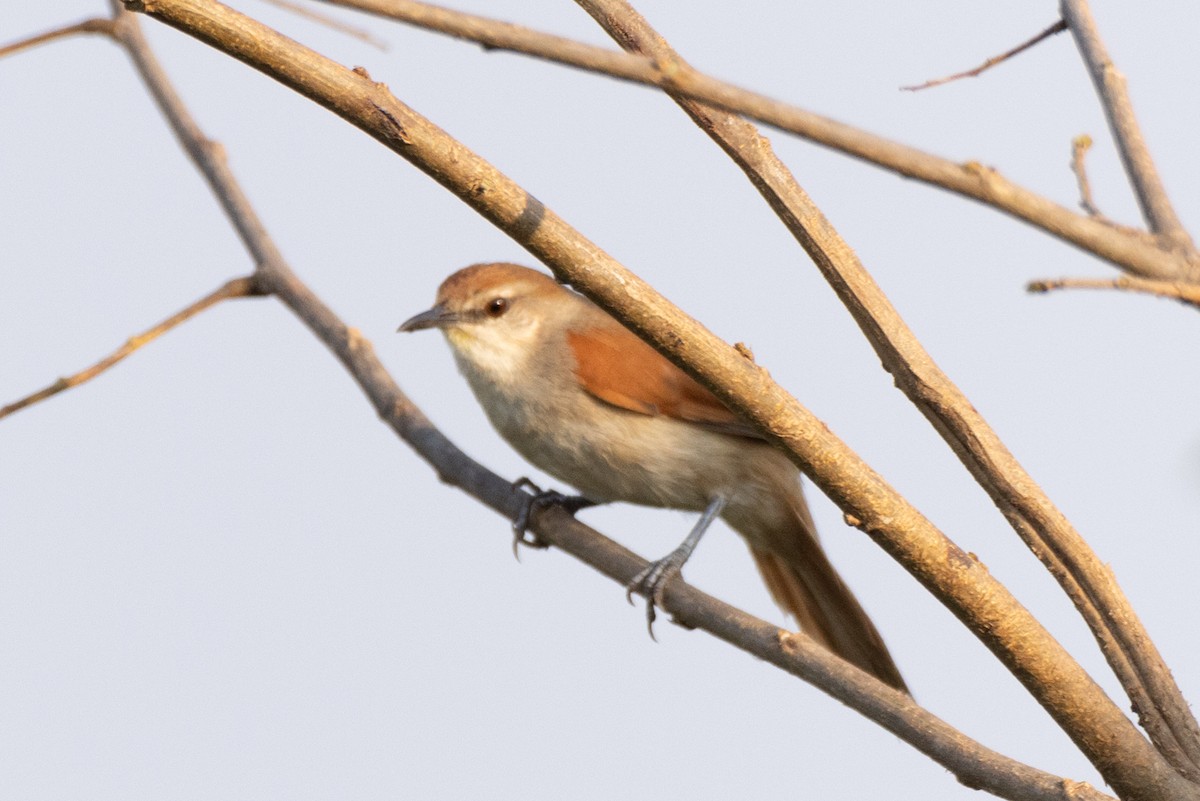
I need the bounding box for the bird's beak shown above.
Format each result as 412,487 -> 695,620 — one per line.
398,303 -> 459,333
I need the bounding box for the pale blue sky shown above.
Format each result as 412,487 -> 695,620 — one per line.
4,2 -> 1199,798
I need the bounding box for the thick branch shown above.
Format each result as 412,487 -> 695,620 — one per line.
120,2 -> 1199,799
90,7 -> 1113,799
316,0 -> 1198,282
1061,0 -> 1193,253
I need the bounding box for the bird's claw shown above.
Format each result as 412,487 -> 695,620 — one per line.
511,527 -> 547,559
511,478 -> 551,557
510,478 -> 596,559
625,551 -> 687,640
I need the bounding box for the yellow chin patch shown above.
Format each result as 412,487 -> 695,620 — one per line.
445,327 -> 472,348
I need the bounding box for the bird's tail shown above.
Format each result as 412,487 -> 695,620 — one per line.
738,486 -> 908,693
749,545 -> 907,692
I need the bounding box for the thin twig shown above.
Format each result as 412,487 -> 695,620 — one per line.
258,0 -> 387,50
1061,0 -> 1194,253
901,19 -> 1067,92
315,0 -> 1197,282
1070,135 -> 1103,217
1029,275 -> 1200,308
0,276 -> 262,421
119,2 -> 1200,799
0,18 -> 116,59
71,6 -> 1116,799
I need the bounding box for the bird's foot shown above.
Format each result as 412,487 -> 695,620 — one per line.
510,478 -> 597,559
625,547 -> 690,640
624,496 -> 725,640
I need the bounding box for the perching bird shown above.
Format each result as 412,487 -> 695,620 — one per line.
399,262 -> 906,691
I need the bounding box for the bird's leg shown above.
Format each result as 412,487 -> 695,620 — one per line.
511,477 -> 599,558
626,495 -> 727,638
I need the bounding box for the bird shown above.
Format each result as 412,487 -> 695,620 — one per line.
399,262 -> 906,692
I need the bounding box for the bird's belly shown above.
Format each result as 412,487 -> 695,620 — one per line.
487,393 -> 752,511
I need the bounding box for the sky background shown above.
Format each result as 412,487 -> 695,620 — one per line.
4,1 -> 1199,799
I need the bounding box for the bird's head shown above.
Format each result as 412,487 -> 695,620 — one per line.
399,262 -> 570,381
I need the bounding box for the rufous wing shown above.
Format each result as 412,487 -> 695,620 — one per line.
566,324 -> 761,438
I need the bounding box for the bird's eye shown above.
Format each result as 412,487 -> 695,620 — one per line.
485,297 -> 509,318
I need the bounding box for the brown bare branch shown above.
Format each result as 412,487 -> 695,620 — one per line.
117,1 -> 1200,798
0,18 -> 116,59
315,0 -> 1198,282
1062,0 -> 1194,254
104,3 -> 273,266
573,0 -> 1200,792
1029,275 -> 1200,308
901,19 -> 1067,92
79,6 -> 1118,799
0,276 -> 263,421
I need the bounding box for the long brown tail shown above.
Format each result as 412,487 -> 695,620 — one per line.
736,478 -> 907,693
750,545 -> 907,692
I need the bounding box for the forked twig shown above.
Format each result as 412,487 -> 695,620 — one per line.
1062,0 -> 1194,253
